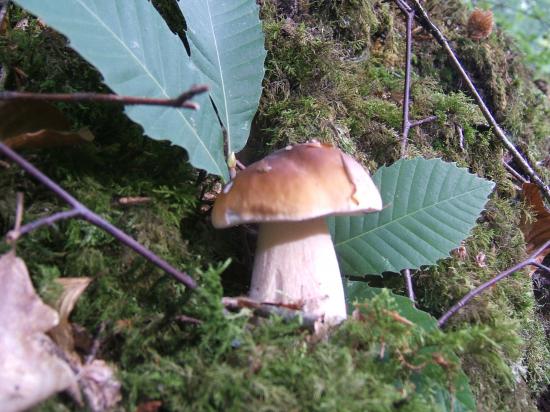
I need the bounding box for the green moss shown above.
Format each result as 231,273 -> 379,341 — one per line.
1,0 -> 549,410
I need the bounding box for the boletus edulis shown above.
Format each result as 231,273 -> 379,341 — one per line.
212,141 -> 382,324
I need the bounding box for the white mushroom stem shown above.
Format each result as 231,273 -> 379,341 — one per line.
249,217 -> 347,324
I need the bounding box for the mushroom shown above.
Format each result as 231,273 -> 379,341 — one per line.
212,141 -> 382,324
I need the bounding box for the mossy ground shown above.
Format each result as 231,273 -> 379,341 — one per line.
1,0 -> 549,411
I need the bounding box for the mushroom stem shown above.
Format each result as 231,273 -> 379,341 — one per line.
250,218 -> 347,323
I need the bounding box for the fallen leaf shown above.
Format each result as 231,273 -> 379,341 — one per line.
47,277 -> 122,412
0,100 -> 70,136
521,183 -> 550,262
4,127 -> 94,150
0,100 -> 94,149
80,360 -> 122,412
49,277 -> 92,355
136,400 -> 163,412
0,251 -> 77,412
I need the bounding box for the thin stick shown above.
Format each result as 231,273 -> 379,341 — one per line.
222,297 -> 320,332
408,0 -> 550,203
394,1 -> 417,304
403,268 -> 415,302
533,262 -> 550,275
236,159 -> 247,170
438,239 -> 550,326
410,115 -> 438,128
0,141 -> 197,289
456,124 -> 465,151
6,209 -> 81,243
14,192 -> 23,232
399,4 -> 415,157
502,160 -> 529,184
0,84 -> 209,110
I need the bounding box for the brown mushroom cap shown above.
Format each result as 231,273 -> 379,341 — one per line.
212,141 -> 382,228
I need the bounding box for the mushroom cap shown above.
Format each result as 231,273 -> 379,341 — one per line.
212,141 -> 382,228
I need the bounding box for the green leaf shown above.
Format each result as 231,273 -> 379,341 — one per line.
179,0 -> 266,155
329,158 -> 495,275
14,0 -> 228,180
344,282 -> 437,332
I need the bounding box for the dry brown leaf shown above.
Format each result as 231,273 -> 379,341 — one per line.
136,400 -> 163,412
0,100 -> 94,149
521,183 -> 550,261
47,277 -> 122,412
0,251 -> 77,412
4,127 -> 94,150
0,100 -> 70,137
0,253 -> 120,411
49,277 -> 92,355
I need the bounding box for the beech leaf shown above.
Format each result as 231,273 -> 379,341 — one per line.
14,0 -> 228,180
179,0 -> 267,155
329,158 -> 495,275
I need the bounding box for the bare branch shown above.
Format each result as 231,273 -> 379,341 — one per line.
222,297 -> 320,332
502,160 -> 529,184
14,192 -> 23,232
394,1 -> 419,303
402,269 -> 415,303
533,262 -> 550,275
399,3 -> 415,158
0,84 -> 209,110
438,239 -> 550,327
410,115 -> 438,128
6,209 -> 81,243
407,0 -> 550,203
0,141 -> 197,289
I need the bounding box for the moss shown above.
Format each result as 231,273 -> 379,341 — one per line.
1,0 -> 550,410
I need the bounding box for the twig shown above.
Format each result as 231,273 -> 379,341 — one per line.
14,192 -> 23,232
407,0 -> 550,203
533,262 -> 550,275
6,209 -> 80,242
438,239 -> 550,327
398,2 -> 415,158
403,269 -> 415,303
117,196 -> 152,206
222,297 -> 320,332
0,141 -> 197,289
236,159 -> 247,170
85,322 -> 106,365
456,124 -> 465,151
395,1 -> 417,304
409,115 -> 438,128
502,160 -> 529,184
0,84 -> 209,110
174,314 -> 203,325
